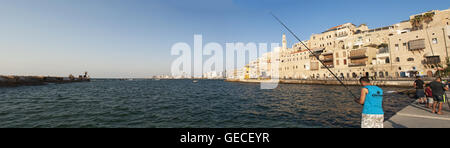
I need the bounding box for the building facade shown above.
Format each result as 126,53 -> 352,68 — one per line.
228,9 -> 450,80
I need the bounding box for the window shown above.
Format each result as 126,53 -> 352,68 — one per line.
407,58 -> 414,61
432,38 -> 438,44
343,59 -> 347,65
343,51 -> 346,57
385,57 -> 390,63
395,44 -> 399,50
379,72 -> 384,78
336,53 -> 339,58
403,43 -> 407,46
396,57 -> 400,62
336,60 -> 339,65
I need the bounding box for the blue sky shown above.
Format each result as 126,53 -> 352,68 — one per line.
0,0 -> 449,78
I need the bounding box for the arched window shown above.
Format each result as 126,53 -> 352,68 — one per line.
396,57 -> 400,62
385,57 -> 390,63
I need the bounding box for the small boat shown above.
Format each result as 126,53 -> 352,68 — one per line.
193,80 -> 198,83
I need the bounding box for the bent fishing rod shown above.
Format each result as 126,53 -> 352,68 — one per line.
270,13 -> 359,100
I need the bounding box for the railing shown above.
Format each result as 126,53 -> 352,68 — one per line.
277,77 -> 443,82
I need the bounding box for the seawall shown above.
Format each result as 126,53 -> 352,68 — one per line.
225,79 -> 423,87
0,75 -> 90,87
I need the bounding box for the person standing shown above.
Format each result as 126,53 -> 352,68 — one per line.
414,77 -> 426,104
355,77 -> 384,128
429,77 -> 448,115
425,84 -> 433,108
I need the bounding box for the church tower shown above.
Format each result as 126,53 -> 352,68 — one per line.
282,33 -> 287,50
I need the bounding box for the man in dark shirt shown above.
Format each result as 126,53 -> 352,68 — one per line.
414,77 -> 425,104
429,77 -> 448,115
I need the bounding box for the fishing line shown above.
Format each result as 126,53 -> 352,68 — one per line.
271,12 -> 359,100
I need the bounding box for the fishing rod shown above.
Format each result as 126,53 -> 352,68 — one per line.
270,12 -> 359,100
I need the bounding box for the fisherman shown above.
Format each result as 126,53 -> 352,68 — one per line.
414,76 -> 426,104
355,77 -> 384,128
430,77 -> 448,115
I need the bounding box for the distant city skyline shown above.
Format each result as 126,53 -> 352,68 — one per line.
0,0 -> 449,78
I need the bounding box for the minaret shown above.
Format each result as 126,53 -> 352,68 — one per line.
282,33 -> 287,50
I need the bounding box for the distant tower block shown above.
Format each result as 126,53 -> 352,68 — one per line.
282,33 -> 287,50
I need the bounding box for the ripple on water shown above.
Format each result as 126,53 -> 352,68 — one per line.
0,79 -> 414,128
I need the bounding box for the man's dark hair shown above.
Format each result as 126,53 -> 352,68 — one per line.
436,77 -> 442,81
359,77 -> 370,83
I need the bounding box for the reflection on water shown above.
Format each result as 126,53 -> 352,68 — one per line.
0,79 -> 413,128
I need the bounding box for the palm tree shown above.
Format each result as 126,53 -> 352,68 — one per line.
422,12 -> 436,56
423,12 -> 435,24
410,15 -> 423,31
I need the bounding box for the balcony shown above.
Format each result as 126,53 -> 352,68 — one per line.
349,55 -> 368,59
321,65 -> 334,69
377,47 -> 389,54
349,49 -> 368,59
322,52 -> 333,56
322,58 -> 334,62
422,56 -> 441,65
336,34 -> 348,38
348,63 -> 366,67
408,39 -> 425,51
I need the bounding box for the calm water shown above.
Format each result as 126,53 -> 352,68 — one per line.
0,79 -> 413,128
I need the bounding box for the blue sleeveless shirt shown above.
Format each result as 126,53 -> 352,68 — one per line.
362,85 -> 384,115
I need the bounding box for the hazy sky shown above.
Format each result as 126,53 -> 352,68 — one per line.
0,0 -> 449,78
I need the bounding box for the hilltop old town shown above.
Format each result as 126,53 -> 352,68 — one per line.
223,9 -> 450,81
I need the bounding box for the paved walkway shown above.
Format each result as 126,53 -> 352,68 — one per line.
384,96 -> 450,128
